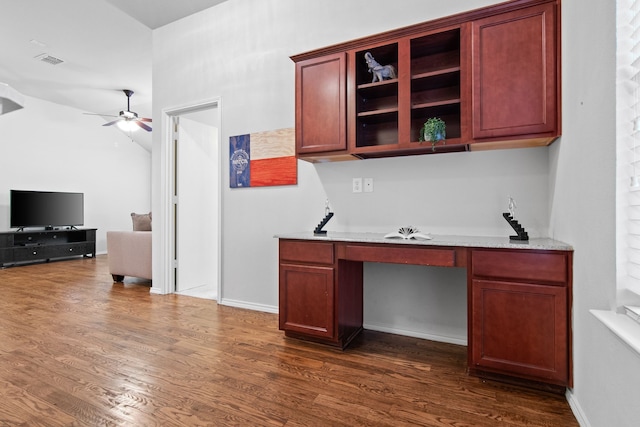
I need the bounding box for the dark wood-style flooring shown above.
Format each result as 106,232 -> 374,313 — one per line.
0,255 -> 579,426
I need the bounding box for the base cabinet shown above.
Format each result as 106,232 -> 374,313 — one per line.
278,237 -> 572,389
470,279 -> 568,385
0,229 -> 97,267
469,248 -> 571,387
279,263 -> 335,340
278,240 -> 363,348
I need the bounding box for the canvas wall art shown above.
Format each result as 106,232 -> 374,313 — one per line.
229,128 -> 297,188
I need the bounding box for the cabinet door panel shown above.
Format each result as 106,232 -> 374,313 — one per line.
471,279 -> 567,384
296,53 -> 346,154
279,264 -> 335,339
472,3 -> 557,140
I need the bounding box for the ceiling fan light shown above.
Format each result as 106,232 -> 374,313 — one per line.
117,120 -> 139,132
121,110 -> 137,119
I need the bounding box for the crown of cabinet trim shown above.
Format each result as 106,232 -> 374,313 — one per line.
292,0 -> 561,162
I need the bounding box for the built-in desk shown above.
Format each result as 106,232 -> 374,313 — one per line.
276,232 -> 573,388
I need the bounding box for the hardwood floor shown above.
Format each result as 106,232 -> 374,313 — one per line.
0,255 -> 578,426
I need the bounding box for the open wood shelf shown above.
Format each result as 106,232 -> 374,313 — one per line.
357,107 -> 399,118
412,66 -> 461,81
412,99 -> 461,110
357,78 -> 398,91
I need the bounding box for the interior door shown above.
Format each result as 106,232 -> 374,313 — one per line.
174,111 -> 219,298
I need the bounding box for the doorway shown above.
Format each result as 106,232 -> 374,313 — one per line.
161,99 -> 221,300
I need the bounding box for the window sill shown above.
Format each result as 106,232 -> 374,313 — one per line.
591,309 -> 640,355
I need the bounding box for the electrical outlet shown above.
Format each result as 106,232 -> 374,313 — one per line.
352,177 -> 362,193
364,178 -> 374,192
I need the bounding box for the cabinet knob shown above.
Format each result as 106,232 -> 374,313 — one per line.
32,251 -> 37,255
69,248 -> 73,252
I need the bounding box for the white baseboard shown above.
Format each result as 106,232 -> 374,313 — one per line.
219,297 -> 278,314
197,302 -> 467,344
144,296 -> 465,346
363,322 -> 467,346
566,389 -> 590,427
149,286 -> 164,295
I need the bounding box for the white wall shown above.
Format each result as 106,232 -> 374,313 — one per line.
176,115 -> 219,296
152,0 -> 539,338
550,1 -> 640,426
0,96 -> 151,252
152,1 -> 640,425
316,147 -> 550,342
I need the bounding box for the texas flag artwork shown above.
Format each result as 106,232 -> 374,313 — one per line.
229,128 -> 297,188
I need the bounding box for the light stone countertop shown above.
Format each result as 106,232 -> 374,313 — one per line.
274,231 -> 573,251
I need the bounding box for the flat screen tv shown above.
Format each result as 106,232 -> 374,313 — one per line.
10,190 -> 84,229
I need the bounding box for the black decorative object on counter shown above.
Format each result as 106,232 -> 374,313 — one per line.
503,213 -> 529,241
314,212 -> 334,235
314,199 -> 334,235
502,196 -> 528,241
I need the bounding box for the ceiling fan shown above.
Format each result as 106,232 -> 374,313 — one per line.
86,89 -> 152,132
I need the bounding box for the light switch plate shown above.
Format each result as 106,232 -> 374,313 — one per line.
364,178 -> 374,192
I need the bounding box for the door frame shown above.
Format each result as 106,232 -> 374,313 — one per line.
157,97 -> 222,299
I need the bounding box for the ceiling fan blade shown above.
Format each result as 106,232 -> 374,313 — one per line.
139,117 -> 152,122
83,112 -> 119,118
102,119 -> 122,126
134,120 -> 152,132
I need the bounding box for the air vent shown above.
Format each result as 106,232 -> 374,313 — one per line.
34,53 -> 64,65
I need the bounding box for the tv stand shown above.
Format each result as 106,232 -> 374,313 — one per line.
0,228 -> 96,267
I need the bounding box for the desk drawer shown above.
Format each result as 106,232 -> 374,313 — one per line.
280,240 -> 334,265
472,249 -> 568,284
344,245 -> 455,267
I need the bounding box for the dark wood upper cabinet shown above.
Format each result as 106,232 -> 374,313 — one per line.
291,0 -> 561,162
294,53 -> 347,157
471,2 -> 558,144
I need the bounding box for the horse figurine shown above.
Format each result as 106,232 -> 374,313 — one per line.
364,52 -> 397,83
